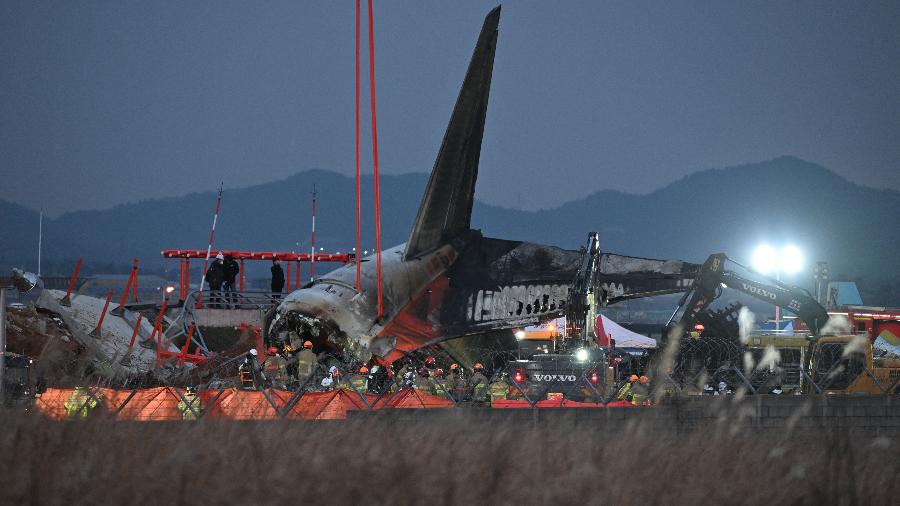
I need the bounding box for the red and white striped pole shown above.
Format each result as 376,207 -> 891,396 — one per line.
355,0 -> 362,292
196,183 -> 223,308
310,186 -> 317,282
367,0 -> 384,320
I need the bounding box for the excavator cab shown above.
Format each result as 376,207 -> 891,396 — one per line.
2,352 -> 41,408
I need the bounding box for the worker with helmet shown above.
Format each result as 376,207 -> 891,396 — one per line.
616,374 -> 639,402
399,360 -> 417,390
630,375 -> 651,405
239,348 -> 261,389
430,368 -> 448,398
321,365 -> 341,390
469,363 -> 488,403
448,363 -> 466,400
346,365 -> 369,394
264,346 -> 289,389
177,386 -> 202,421
65,386 -> 99,419
296,340 -> 317,386
488,371 -> 510,406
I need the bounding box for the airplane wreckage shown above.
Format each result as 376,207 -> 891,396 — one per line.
15,7 -> 828,383
266,7 -> 707,367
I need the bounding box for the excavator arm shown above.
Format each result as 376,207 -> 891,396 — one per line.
666,253 -> 830,337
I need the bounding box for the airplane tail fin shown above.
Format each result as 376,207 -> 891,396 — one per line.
404,6 -> 500,260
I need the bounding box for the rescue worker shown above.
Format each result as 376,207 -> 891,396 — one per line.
469,363 -> 488,403
321,365 -> 341,390
448,363 -> 467,400
616,374 -> 639,402
366,365 -> 388,394
264,346 -> 289,389
346,366 -> 369,394
64,386 -> 98,419
238,348 -> 260,389
271,258 -> 285,299
296,341 -> 317,386
430,368 -> 448,398
222,254 -> 240,308
401,362 -> 417,389
205,253 -> 226,308
177,387 -> 202,421
488,372 -> 510,406
417,365 -> 435,395
630,375 -> 650,405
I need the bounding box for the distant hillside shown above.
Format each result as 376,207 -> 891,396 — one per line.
2,157 -> 898,304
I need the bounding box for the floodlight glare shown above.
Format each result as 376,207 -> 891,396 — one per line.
575,348 -> 589,362
779,245 -> 803,274
514,330 -> 526,340
752,244 -> 777,274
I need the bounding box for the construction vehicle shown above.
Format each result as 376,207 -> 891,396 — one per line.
666,253 -> 830,338
808,335 -> 900,394
506,233 -> 615,401
1,352 -> 42,408
665,253 -> 900,394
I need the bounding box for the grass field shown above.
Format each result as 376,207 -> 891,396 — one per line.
1,408 -> 897,505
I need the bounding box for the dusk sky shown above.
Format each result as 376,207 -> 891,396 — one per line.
2,1 -> 898,216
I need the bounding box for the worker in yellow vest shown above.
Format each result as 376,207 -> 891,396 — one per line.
177,387 -> 202,420
430,368 -> 449,398
631,375 -> 650,406
488,372 -> 510,406
616,374 -> 638,402
346,366 -> 369,394
469,363 -> 488,403
64,387 -> 99,419
264,346 -> 289,389
296,341 -> 317,386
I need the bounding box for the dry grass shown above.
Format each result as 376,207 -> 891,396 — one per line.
0,409 -> 896,505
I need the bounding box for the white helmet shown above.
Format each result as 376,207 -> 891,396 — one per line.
216,252 -> 225,260
328,365 -> 339,374
249,349 -> 258,356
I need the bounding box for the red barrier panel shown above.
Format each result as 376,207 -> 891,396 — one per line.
285,390 -> 374,420
382,388 -> 454,409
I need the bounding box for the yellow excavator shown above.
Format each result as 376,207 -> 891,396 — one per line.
667,254 -> 900,395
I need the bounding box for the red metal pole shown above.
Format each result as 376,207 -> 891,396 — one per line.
178,324 -> 195,366
239,259 -> 245,292
295,259 -> 300,288
367,0 -> 384,319
197,184 -> 224,308
60,258 -> 83,306
355,0 -> 362,292
286,261 -> 292,292
126,313 -> 143,353
132,258 -> 139,302
310,187 -> 317,281
111,261 -> 137,315
180,258 -> 187,300
148,297 -> 170,352
185,258 -> 190,297
155,321 -> 162,367
90,289 -> 114,338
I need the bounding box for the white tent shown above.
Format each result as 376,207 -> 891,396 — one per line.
593,314 -> 658,349
527,315 -> 657,349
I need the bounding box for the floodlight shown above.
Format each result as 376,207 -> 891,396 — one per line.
752,244 -> 777,274
779,245 -> 803,274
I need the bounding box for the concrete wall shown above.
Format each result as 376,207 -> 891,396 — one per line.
350,395 -> 900,435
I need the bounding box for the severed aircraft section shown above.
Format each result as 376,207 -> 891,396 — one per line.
268,6 -> 702,366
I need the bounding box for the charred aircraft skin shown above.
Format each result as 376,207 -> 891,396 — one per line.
269,6 -> 702,365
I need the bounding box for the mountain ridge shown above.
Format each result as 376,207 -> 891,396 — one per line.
2,157 -> 897,304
